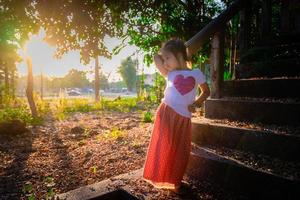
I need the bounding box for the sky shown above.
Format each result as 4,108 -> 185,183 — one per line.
17,29 -> 156,82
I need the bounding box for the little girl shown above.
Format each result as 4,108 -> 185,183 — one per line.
142,38 -> 210,195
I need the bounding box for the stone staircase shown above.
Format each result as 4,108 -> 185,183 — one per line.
188,35 -> 300,199
236,33 -> 300,79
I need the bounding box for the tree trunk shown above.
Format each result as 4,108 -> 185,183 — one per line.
95,56 -> 100,102
10,69 -> 15,98
4,65 -> 9,95
40,71 -> 43,100
141,65 -> 145,97
0,91 -> 2,108
26,58 -> 38,118
0,66 -> 3,107
136,52 -> 139,97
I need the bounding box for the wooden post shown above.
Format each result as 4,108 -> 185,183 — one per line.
210,30 -> 225,99
95,56 -> 100,102
185,0 -> 246,57
261,0 -> 272,38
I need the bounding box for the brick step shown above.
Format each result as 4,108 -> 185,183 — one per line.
222,78 -> 300,98
186,144 -> 300,199
191,118 -> 300,161
204,98 -> 300,125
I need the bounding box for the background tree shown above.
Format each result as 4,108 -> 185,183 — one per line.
62,69 -> 90,89
91,72 -> 109,91
17,69 -> 109,96
0,0 -> 39,115
108,0 -> 222,65
34,0 -> 123,101
118,57 -> 137,92
106,0 -> 223,99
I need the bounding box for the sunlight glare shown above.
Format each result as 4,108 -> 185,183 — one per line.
17,29 -> 56,72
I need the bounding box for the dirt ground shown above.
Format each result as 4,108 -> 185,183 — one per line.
1,110 -> 252,200
0,110 -> 153,199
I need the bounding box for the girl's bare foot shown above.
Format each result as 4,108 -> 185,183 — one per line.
169,182 -> 190,195
170,186 -> 180,193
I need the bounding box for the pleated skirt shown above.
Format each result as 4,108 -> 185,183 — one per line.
142,102 -> 192,190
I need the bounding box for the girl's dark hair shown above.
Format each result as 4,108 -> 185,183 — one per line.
160,38 -> 189,61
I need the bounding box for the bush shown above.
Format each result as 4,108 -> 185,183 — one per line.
0,107 -> 32,124
223,71 -> 232,81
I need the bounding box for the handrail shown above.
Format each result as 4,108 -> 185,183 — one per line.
185,0 -> 246,57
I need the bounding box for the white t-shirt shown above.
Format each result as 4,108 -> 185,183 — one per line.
162,69 -> 206,118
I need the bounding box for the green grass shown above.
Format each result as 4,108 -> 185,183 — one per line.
1,96 -> 152,125
53,97 -> 140,120
0,94 -> 49,125
21,177 -> 56,200
101,97 -> 138,112
90,166 -> 97,174
0,106 -> 43,126
142,111 -> 153,123
102,127 -> 127,141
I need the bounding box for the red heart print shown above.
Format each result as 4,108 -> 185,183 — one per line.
173,75 -> 195,95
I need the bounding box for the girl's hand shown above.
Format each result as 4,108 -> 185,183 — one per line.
154,54 -> 164,67
188,103 -> 197,113
189,83 -> 210,113
153,54 -> 168,77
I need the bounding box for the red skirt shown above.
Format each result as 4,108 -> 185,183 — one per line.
142,102 -> 192,190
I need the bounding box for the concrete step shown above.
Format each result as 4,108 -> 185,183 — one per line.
204,98 -> 300,126
186,144 -> 300,200
56,165 -> 250,199
256,33 -> 300,47
236,58 -> 300,79
191,118 -> 300,161
222,78 -> 300,98
240,43 -> 300,64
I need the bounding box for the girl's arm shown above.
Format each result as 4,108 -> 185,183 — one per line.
188,82 -> 210,112
153,54 -> 168,77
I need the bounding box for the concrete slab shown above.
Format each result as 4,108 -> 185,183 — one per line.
56,168 -> 143,200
